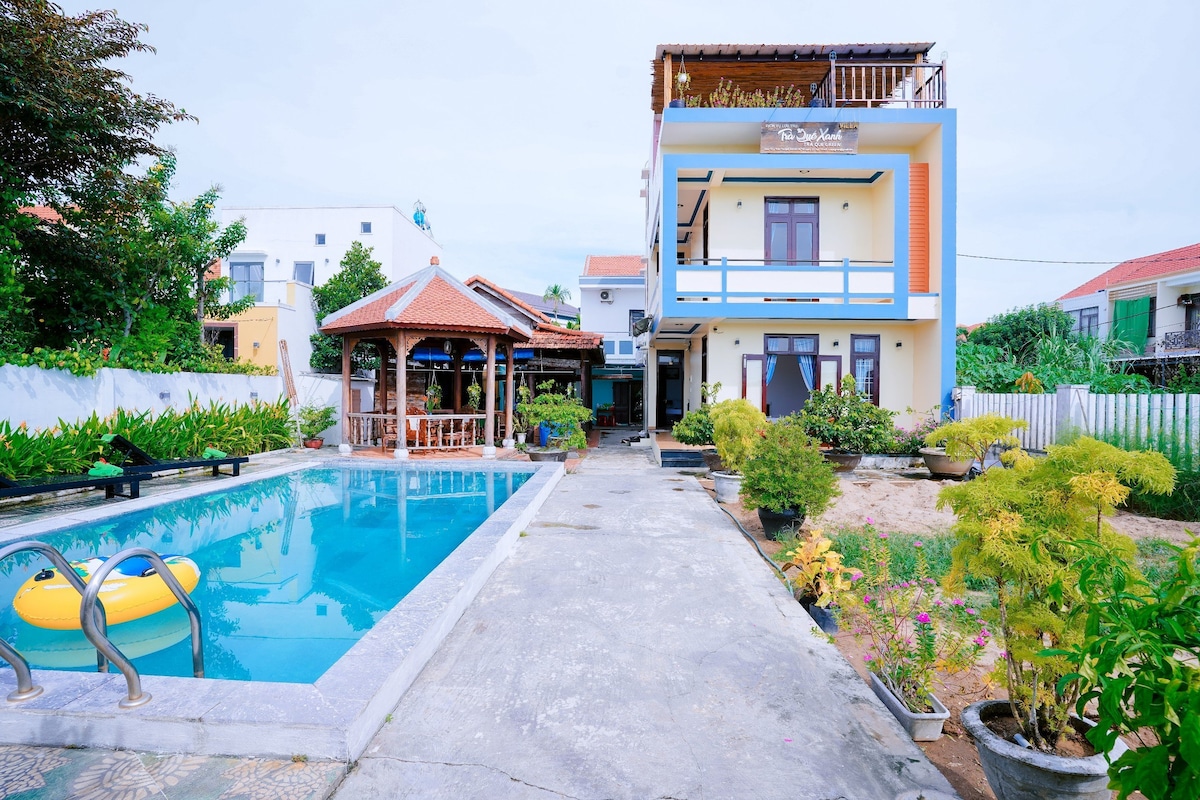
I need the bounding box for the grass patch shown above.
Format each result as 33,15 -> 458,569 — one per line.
1125,470 -> 1200,523
826,526 -> 991,592
1136,536 -> 1192,586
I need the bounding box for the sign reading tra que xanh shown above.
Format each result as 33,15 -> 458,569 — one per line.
760,122 -> 859,154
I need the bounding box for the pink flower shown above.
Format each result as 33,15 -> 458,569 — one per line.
973,636 -> 987,647
863,654 -> 874,662
951,598 -> 964,606
915,612 -> 931,624
933,599 -> 944,607
850,571 -> 863,582
879,532 -> 889,540
863,594 -> 873,604
998,651 -> 1008,660
865,517 -> 875,525
966,608 -> 977,616
914,540 -> 923,548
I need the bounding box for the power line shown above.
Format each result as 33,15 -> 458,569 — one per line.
958,253 -> 1200,266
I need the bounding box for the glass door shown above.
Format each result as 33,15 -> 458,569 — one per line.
765,198 -> 819,266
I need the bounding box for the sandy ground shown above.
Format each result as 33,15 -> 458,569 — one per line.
804,469 -> 1196,543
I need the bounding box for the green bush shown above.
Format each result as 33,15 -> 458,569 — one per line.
517,381 -> 591,450
709,399 -> 766,474
0,399 -> 293,480
672,406 -> 713,446
797,374 -> 895,453
739,418 -> 840,516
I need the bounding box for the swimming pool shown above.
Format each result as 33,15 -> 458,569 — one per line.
0,457 -> 562,760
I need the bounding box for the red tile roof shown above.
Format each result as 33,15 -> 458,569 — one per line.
465,276 -> 603,353
19,206 -> 63,223
584,255 -> 645,277
465,276 -> 553,325
320,267 -> 532,339
1059,243 -> 1200,300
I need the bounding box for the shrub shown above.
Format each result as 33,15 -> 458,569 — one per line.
774,529 -> 858,608
672,407 -> 714,446
297,404 -> 337,441
739,418 -> 840,516
798,374 -> 895,453
924,413 -> 1026,465
517,380 -> 591,450
709,399 -> 766,474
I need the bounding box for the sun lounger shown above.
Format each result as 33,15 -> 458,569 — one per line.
0,471 -> 152,501
103,434 -> 249,478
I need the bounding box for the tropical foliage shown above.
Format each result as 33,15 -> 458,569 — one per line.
797,374 -> 895,453
709,399 -> 766,474
739,418 -> 840,516
0,399 -> 293,480
517,380 -> 591,450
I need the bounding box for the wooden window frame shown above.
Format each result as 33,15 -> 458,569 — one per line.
764,197 -> 820,266
850,334 -> 881,406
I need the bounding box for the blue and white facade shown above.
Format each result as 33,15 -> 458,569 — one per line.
643,43 -> 956,429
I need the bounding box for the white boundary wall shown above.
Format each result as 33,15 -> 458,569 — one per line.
0,365 -> 284,432
957,385 -> 1200,469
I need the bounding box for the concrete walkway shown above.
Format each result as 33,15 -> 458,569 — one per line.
334,431 -> 957,799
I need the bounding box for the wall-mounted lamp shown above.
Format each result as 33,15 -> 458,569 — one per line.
734,338 -> 740,346
842,202 -> 850,210
442,339 -> 453,355
895,341 -> 903,348
831,340 -> 839,347
736,200 -> 743,209
252,341 -> 261,349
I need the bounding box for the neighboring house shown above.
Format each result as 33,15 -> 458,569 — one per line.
1058,242 -> 1200,373
642,43 -> 954,428
210,205 -> 442,375
579,255 -> 647,425
505,288 -> 579,326
1059,242 -> 1200,350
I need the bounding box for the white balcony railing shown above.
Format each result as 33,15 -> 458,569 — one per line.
672,257 -> 897,305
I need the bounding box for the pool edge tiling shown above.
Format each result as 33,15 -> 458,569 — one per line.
0,458 -> 565,761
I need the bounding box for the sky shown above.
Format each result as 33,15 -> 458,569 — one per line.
62,0 -> 1200,325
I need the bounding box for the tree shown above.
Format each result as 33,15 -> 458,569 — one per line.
1,0 -> 191,355
310,242 -> 388,373
542,284 -> 572,322
967,303 -> 1076,364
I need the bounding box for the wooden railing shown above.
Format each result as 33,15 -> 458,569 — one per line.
812,60 -> 946,109
346,412 -> 502,450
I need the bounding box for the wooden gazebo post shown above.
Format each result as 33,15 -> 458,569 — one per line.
395,330 -> 408,459
338,336 -> 353,454
482,334 -> 497,458
503,344 -> 515,448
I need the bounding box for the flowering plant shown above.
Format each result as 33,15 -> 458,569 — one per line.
888,413 -> 942,456
842,521 -> 989,712
776,529 -> 859,608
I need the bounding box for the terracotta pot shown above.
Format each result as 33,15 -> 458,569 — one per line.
303,438 -> 324,449
961,700 -> 1125,800
919,447 -> 974,479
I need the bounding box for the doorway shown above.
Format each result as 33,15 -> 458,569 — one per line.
765,198 -> 819,265
656,352 -> 684,428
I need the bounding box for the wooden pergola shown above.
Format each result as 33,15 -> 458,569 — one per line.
319,265 -> 533,458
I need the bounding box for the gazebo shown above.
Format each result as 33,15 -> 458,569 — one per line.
319,265 -> 533,458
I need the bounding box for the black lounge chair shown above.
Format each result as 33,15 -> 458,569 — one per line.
0,471 -> 152,501
103,434 -> 249,478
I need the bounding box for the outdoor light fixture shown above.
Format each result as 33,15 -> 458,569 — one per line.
843,202 -> 850,210
252,341 -> 260,349
896,341 -> 903,348
442,340 -> 453,355
832,340 -> 839,347
675,55 -> 690,91
736,200 -> 742,209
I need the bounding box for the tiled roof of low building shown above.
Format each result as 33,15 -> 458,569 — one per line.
507,288 -> 579,318
19,206 -> 63,222
320,266 -> 531,339
465,276 -> 603,353
1059,243 -> 1200,300
584,255 -> 645,277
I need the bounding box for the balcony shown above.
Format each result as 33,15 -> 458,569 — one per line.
1162,330 -> 1200,352
660,258 -> 938,321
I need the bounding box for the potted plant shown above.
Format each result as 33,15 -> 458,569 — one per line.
739,418 -> 840,539
1057,537 -> 1200,800
775,529 -> 858,633
938,436 -> 1176,799
517,380 -> 592,462
708,399 -> 766,503
921,413 -> 1026,479
425,382 -> 443,412
798,375 -> 895,471
672,381 -> 722,471
841,523 -> 989,741
513,384 -> 532,445
297,403 -> 338,449
466,379 -> 482,412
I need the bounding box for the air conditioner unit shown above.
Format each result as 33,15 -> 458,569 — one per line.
1179,294 -> 1195,306
599,290 -> 614,303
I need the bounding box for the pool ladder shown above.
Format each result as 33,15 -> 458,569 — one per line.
0,543 -> 204,708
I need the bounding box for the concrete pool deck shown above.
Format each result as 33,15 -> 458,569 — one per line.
0,437 -> 957,799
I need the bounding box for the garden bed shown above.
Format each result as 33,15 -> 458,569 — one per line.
701,469 -> 1173,800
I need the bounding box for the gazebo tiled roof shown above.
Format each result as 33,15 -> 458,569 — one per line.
320,266 -> 532,340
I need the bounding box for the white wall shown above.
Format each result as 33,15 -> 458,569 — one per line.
579,280 -> 646,365
0,365 -> 285,432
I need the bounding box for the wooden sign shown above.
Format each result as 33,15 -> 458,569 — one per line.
760,122 -> 859,154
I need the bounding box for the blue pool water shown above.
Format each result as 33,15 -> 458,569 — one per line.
0,465 -> 531,683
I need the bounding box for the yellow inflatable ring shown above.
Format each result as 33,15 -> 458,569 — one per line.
12,554 -> 200,630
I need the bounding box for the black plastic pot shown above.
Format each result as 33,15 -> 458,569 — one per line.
756,507 -> 804,540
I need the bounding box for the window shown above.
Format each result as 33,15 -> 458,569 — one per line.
293,261 -> 315,285
618,340 -> 633,355
850,335 -> 881,405
315,233 -> 326,246
629,309 -> 645,335
1148,297 -> 1157,337
229,262 -> 264,303
360,221 -> 372,234
764,197 -> 819,265
603,340 -> 616,356
1079,307 -> 1099,338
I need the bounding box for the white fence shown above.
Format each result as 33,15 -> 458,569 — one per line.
957,385 -> 1200,470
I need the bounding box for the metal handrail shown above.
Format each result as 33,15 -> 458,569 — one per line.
78,547 -> 204,709
0,541 -> 110,702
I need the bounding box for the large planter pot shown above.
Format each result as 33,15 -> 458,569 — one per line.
962,700 -> 1126,800
756,507 -> 804,540
527,447 -> 567,463
822,450 -> 862,472
919,447 -> 974,479
303,438 -> 324,449
797,595 -> 838,634
516,431 -> 527,445
868,673 -> 950,742
712,470 -> 743,504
